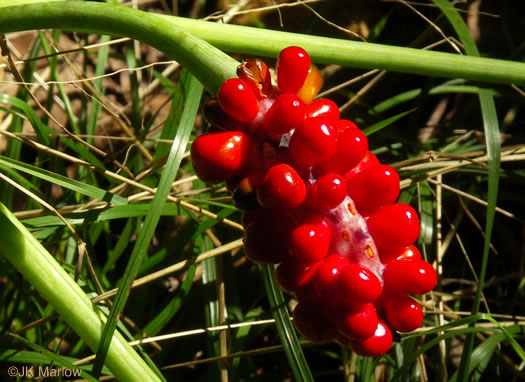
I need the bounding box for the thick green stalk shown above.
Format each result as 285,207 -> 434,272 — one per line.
163,16 -> 525,86
0,2 -> 238,95
1,2 -> 525,87
0,203 -> 160,382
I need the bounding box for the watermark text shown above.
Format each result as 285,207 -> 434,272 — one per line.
7,365 -> 82,378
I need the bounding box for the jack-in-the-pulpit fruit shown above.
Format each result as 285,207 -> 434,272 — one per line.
190,46 -> 437,357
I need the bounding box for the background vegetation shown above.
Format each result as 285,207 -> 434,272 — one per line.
0,0 -> 524,381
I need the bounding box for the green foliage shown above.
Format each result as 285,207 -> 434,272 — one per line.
0,1 -> 523,381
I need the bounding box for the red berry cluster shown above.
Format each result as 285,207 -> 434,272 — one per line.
191,47 -> 437,357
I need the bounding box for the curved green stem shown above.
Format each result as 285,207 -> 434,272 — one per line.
1,2 -> 525,87
163,16 -> 525,86
0,2 -> 238,95
0,203 -> 161,381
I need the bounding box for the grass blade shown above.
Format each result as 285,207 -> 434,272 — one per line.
92,74 -> 203,377
362,108 -> 415,136
0,155 -> 127,206
260,265 -> 314,382
370,81 -> 499,115
393,314 -> 525,381
430,2 -> 502,380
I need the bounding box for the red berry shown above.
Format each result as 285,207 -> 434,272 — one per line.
190,51 -> 436,356
344,151 -> 379,181
289,216 -> 331,263
276,260 -> 321,296
218,78 -> 260,122
305,99 -> 340,121
367,204 -> 420,250
263,93 -> 306,139
256,163 -> 307,209
317,121 -> 368,175
288,117 -> 338,169
191,131 -> 253,184
202,99 -> 246,132
309,173 -> 347,211
337,302 -> 379,340
379,245 -> 422,264
338,264 -> 382,303
293,295 -> 338,342
383,259 -> 437,295
347,164 -> 400,210
383,294 -> 423,332
335,119 -> 358,132
277,46 -> 311,94
315,254 -> 350,292
236,58 -> 272,98
350,320 -> 393,357
297,64 -> 323,105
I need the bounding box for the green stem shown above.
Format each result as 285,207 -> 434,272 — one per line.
1,2 -> 525,87
163,16 -> 525,86
0,2 -> 238,95
0,203 -> 160,382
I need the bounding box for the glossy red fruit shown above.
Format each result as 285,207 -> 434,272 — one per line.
256,163 -> 307,209
277,46 -> 311,94
263,93 -> 306,139
337,302 -> 379,340
305,99 -> 340,121
344,151 -> 379,181
309,173 -> 347,211
383,294 -> 424,332
218,78 -> 260,122
288,117 -> 338,169
347,164 -> 400,209
191,131 -> 252,184
236,58 -> 272,98
289,216 -> 331,263
317,121 -> 368,176
338,264 -> 382,303
276,260 -> 321,296
383,259 -> 437,295
315,254 -> 350,292
243,209 -> 295,264
297,64 -> 323,104
293,295 -> 338,342
335,119 -> 359,132
367,204 -> 420,250
202,99 -> 246,132
379,245 -> 422,264
350,320 -> 393,357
